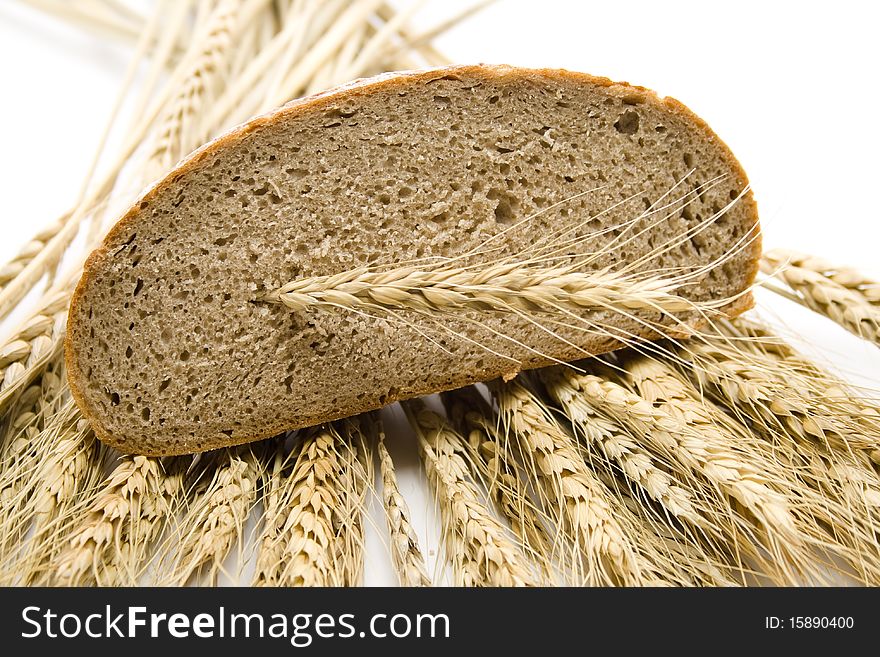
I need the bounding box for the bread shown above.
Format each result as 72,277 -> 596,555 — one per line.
65,65 -> 761,456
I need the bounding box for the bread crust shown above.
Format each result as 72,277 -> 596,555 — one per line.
65,64 -> 761,455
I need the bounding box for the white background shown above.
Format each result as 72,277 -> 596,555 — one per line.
1,0 -> 879,585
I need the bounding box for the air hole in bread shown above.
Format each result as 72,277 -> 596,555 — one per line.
614,110 -> 640,135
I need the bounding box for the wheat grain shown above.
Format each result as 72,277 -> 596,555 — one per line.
618,353 -> 845,583
53,455 -> 185,586
405,400 -> 536,587
375,421 -> 431,587
720,318 -> 880,460
620,355 -> 796,531
620,496 -> 744,586
491,379 -> 644,585
253,432 -> 338,586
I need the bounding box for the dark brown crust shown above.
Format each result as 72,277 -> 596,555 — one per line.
65,64 -> 761,456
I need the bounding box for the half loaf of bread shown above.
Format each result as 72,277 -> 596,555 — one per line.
66,65 -> 760,455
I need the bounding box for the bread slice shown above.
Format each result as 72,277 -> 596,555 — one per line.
66,65 -> 760,456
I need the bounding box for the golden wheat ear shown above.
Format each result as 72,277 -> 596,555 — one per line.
402,399 -> 538,587
151,443 -> 266,586
46,454 -> 186,586
252,423 -> 369,587
371,415 -> 432,587
760,249 -> 880,346
672,319 -> 880,584
440,387 -> 556,579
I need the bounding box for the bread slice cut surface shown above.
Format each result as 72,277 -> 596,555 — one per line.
66,65 -> 760,455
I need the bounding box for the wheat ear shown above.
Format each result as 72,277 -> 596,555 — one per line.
441,388 -> 555,575
761,251 -> 880,345
148,0 -> 243,178
0,289 -> 69,416
598,471 -> 744,587
675,331 -> 879,455
0,358 -> 66,565
764,249 -> 880,305
375,422 -> 431,587
404,400 -> 536,587
718,318 -> 880,461
16,403 -> 108,585
253,426 -> 366,586
670,329 -> 880,583
490,379 -> 644,585
155,445 -> 264,586
53,455 -> 185,586
540,366 -> 699,523
619,353 -> 845,583
332,418 -> 373,587
265,262 -> 705,318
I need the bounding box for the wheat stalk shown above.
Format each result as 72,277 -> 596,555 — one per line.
761,251 -> 880,345
490,378 -> 645,585
155,445 -> 264,586
375,421 -> 431,587
441,388 -> 554,575
52,455 -> 185,586
404,401 -> 536,587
